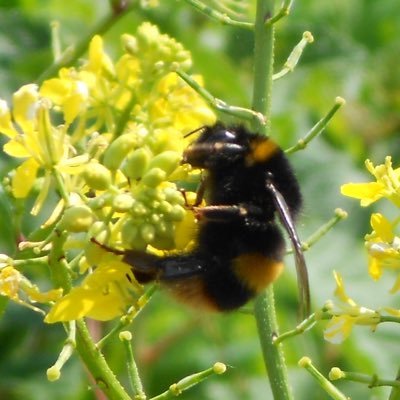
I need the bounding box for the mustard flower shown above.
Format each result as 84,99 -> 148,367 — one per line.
45,258 -> 141,322
323,272 -> 380,343
1,22 -> 215,323
365,213 -> 400,292
341,156 -> 400,207
0,85 -> 88,215
0,263 -> 62,313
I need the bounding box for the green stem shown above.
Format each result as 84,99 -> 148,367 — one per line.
183,0 -> 253,29
251,0 -> 275,134
150,363 -> 226,400
299,357 -> 349,400
251,1 -> 293,399
273,31 -> 314,81
75,320 -> 132,400
266,0 -> 293,25
285,97 -> 345,154
47,231 -> 130,399
389,366 -> 400,400
48,230 -> 72,292
273,312 -> 317,345
37,0 -> 137,84
254,288 -> 293,400
97,285 -> 157,349
121,333 -> 146,399
298,208 -> 348,252
338,371 -> 400,388
176,69 -> 265,125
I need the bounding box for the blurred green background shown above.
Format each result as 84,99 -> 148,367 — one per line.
0,1 -> 399,399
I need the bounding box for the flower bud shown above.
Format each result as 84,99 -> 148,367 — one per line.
141,223 -> 156,243
103,133 -> 137,170
81,162 -> 111,191
121,147 -> 151,180
163,186 -> 185,205
213,362 -> 227,375
166,204 -> 185,221
131,201 -> 148,216
157,200 -> 173,214
121,218 -> 144,250
60,205 -> 94,232
112,193 -> 135,212
46,366 -> 61,382
146,150 -> 180,176
142,167 -> 166,187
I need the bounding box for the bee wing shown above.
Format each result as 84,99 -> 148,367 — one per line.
266,177 -> 311,320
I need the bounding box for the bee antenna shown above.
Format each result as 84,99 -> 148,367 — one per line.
184,125 -> 207,138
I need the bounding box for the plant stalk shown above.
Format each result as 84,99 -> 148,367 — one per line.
251,1 -> 293,399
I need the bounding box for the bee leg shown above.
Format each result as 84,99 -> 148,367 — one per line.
195,174 -> 207,206
180,174 -> 208,208
123,250 -> 204,281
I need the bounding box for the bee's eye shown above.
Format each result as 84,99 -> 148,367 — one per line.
198,128 -> 237,144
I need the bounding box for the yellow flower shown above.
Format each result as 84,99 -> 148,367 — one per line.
364,213 -> 400,292
0,24 -> 218,324
150,73 -> 216,132
45,259 -> 142,322
341,156 -> 400,207
0,87 -> 88,214
323,272 -> 380,343
40,69 -> 89,125
0,265 -> 62,313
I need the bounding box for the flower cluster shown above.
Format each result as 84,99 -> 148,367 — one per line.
341,156 -> 400,289
0,22 -> 215,322
324,156 -> 400,342
322,272 -> 380,344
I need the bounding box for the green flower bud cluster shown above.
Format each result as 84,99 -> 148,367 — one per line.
120,182 -> 186,250
79,126 -> 187,251
122,22 -> 192,80
117,135 -> 185,250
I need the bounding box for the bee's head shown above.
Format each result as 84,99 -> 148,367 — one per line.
182,124 -> 251,169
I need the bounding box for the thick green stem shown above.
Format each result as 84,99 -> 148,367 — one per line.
254,288 -> 293,400
75,320 -> 132,400
251,0 -> 275,134
251,1 -> 293,399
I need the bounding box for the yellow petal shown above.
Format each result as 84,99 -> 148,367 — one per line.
41,199 -> 65,229
87,35 -> 114,76
340,182 -> 385,206
368,256 -> 383,280
0,266 -> 20,298
13,84 -> 39,131
389,274 -> 400,294
45,287 -> 96,322
324,315 -> 354,344
174,210 -> 198,251
382,307 -> 400,316
40,78 -> 71,104
12,158 -> 40,198
333,271 -> 357,307
45,261 -> 140,322
62,93 -> 86,124
0,100 -> 18,138
3,138 -> 31,158
24,286 -> 63,303
370,213 -> 394,242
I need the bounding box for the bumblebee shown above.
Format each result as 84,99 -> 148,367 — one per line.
98,123 -> 310,316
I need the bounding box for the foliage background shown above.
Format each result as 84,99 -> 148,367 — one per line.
0,1 -> 399,399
